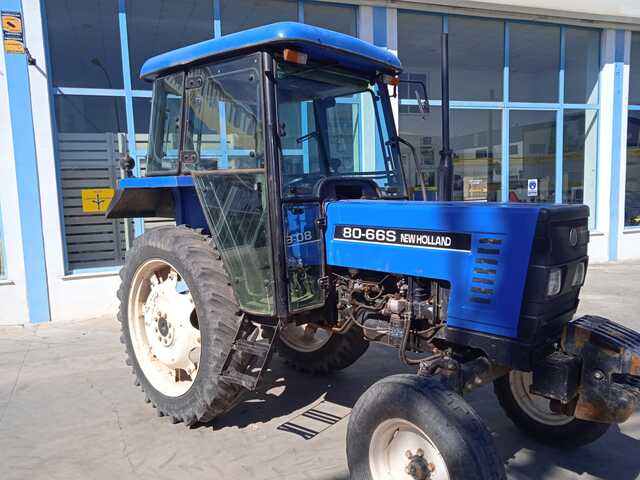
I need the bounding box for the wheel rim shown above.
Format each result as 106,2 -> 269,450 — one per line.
279,323 -> 331,352
128,259 -> 201,397
369,418 -> 450,480
509,370 -> 573,426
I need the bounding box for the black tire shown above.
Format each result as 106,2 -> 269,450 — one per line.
118,225 -> 249,426
277,325 -> 369,374
347,374 -> 506,480
494,371 -> 610,448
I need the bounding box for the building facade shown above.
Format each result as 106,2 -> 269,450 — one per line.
0,0 -> 639,325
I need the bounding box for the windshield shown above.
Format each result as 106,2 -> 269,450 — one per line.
275,61 -> 406,198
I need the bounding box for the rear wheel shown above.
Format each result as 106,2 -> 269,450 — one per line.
494,370 -> 610,448
118,226 -> 250,425
277,323 -> 368,374
347,374 -> 506,480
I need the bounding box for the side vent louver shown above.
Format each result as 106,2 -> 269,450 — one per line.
471,237 -> 502,305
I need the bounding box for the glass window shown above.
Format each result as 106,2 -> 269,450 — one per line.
399,107 -> 442,200
509,110 -> 556,202
630,33 -> 640,105
275,61 -> 405,198
147,73 -> 184,175
45,0 -> 122,89
183,55 -> 264,171
449,17 -> 503,101
187,54 -> 274,315
221,0 -> 297,35
451,110 -> 502,201
398,11 -> 442,100
510,23 -> 560,103
54,95 -> 131,270
304,1 -> 357,36
133,97 -> 152,161
565,28 -> 600,104
127,1 -> 213,90
625,111 -> 640,226
562,110 -> 597,202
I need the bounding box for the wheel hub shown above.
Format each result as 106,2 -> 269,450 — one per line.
141,270 -> 200,374
405,449 -> 435,480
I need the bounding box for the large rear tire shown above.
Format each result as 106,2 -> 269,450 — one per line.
277,323 -> 368,374
494,370 -> 610,448
118,226 -> 249,425
347,374 -> 506,480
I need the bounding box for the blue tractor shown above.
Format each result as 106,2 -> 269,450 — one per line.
108,22 -> 640,480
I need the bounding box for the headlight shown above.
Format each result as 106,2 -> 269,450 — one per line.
572,262 -> 586,287
547,268 -> 562,296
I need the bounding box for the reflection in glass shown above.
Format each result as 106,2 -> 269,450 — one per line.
451,110 -> 502,201
509,110 -> 556,202
127,1 -> 213,90
625,111 -> 640,226
398,11 -> 442,101
563,110 -> 597,228
303,1 -> 357,36
45,0 -> 123,89
510,23 -> 560,103
147,73 -> 184,174
193,172 -> 275,315
133,97 -> 152,157
221,0 -> 297,35
54,95 -> 131,270
183,54 -> 264,171
399,107 -> 442,199
565,28 -> 600,104
630,33 -> 640,105
449,17 -> 503,101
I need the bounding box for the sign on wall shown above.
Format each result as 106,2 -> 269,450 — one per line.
527,178 -> 539,197
1,11 -> 24,54
81,188 -> 114,213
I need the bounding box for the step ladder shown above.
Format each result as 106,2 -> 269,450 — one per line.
219,315 -> 281,391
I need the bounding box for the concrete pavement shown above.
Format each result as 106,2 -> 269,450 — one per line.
0,261 -> 639,480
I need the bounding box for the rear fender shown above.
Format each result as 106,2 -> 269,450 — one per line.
105,176 -> 208,230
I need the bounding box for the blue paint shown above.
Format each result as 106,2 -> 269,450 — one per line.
325,200 -> 542,338
609,30 -> 626,261
118,175 -> 194,188
140,22 -> 402,80
373,7 -> 387,48
3,0 -> 51,322
118,0 -> 143,236
502,22 -> 510,203
213,0 -> 221,38
285,203 -> 322,266
555,27 -> 566,204
173,186 -> 208,229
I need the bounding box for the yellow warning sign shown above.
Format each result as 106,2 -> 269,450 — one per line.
81,188 -> 114,213
3,38 -> 23,53
2,14 -> 22,33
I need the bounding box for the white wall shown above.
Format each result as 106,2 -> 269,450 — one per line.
0,25 -> 30,325
23,0 -> 120,323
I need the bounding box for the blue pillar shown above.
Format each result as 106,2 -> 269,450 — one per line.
1,0 -> 50,322
609,30 -> 626,261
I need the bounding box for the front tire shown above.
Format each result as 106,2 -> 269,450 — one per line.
494,370 -> 610,448
277,323 -> 368,374
347,374 -> 506,480
118,226 -> 249,425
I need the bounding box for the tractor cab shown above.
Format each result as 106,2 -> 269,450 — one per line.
109,22 -> 407,318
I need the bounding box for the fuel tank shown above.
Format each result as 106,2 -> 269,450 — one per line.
324,200 -> 587,339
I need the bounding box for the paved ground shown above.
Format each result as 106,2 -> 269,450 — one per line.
1,261 -> 639,480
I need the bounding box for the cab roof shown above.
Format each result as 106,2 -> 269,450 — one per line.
140,22 -> 402,81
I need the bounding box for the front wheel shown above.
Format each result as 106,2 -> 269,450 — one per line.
494,370 -> 610,448
347,374 -> 506,480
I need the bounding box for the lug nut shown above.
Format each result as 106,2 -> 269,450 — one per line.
405,450 -> 413,459
427,463 -> 435,472
593,370 -> 605,381
416,449 -> 424,457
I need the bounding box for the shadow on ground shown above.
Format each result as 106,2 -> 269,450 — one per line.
207,344 -> 640,480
